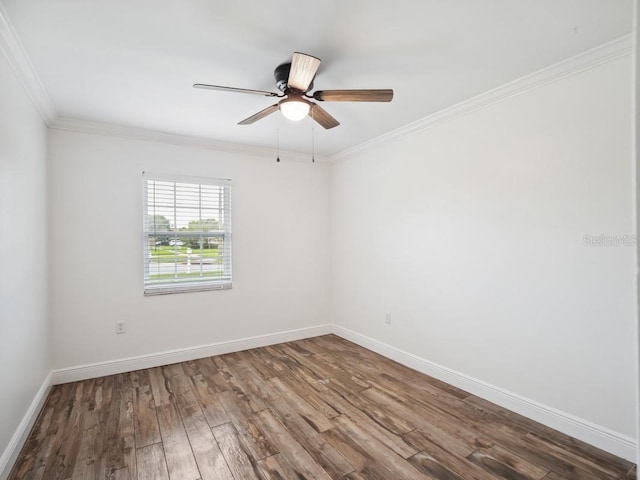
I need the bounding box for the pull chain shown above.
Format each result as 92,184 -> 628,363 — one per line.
276,109 -> 280,163
311,107 -> 315,163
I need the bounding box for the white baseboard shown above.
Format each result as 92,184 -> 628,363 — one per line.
332,325 -> 637,462
0,372 -> 52,480
51,324 -> 333,385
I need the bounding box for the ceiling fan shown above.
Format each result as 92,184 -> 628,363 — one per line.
194,52 -> 393,129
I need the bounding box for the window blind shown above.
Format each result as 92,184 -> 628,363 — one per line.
142,173 -> 232,295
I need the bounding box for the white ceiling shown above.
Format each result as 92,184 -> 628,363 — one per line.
1,0 -> 634,156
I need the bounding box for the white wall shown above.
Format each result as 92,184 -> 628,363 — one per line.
634,0 -> 640,468
47,130 -> 330,370
0,54 -> 49,466
331,55 -> 637,439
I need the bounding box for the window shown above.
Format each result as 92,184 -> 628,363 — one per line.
143,173 -> 232,295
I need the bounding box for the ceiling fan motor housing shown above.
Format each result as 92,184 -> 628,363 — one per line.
274,62 -> 313,92
274,63 -> 290,92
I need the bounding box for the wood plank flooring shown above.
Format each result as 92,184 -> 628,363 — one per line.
9,335 -> 636,479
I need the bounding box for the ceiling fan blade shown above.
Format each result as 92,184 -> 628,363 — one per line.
238,104 -> 279,125
310,104 -> 340,129
194,83 -> 279,97
313,89 -> 394,102
288,52 -> 321,92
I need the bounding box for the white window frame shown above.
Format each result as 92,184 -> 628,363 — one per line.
142,172 -> 232,295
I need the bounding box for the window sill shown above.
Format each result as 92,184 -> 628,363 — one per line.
144,282 -> 232,296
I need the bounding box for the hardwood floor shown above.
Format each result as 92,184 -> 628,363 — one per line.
9,335 -> 635,479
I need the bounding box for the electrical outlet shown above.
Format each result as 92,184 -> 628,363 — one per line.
116,321 -> 126,334
385,312 -> 391,324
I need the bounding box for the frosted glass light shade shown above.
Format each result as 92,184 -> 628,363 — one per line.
280,99 -> 310,121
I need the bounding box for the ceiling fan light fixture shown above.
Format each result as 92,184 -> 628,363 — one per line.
279,98 -> 310,121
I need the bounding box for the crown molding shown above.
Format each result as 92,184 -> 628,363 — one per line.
332,34 -> 633,161
0,3 -> 57,124
50,117 -> 331,163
